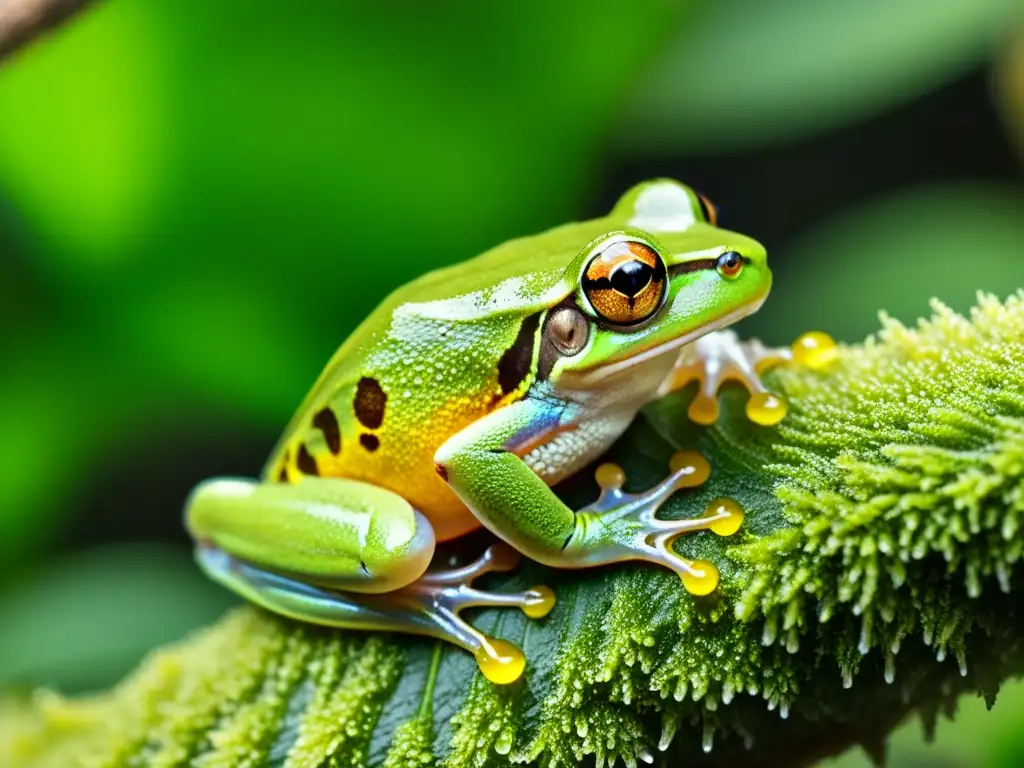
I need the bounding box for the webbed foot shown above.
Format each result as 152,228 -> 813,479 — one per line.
566,451 -> 744,596
403,544 -> 555,684
196,543 -> 554,685
665,329 -> 837,427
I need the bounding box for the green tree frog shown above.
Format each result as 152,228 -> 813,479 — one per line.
185,179 -> 835,684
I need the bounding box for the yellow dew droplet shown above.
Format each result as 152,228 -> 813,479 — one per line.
595,463 -> 626,490
669,450 -> 711,487
680,559 -> 720,596
687,394 -> 719,425
703,497 -> 744,536
746,392 -> 787,426
791,331 -> 838,369
475,637 -> 526,684
522,585 -> 556,619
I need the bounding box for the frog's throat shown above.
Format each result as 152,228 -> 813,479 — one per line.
571,297 -> 766,386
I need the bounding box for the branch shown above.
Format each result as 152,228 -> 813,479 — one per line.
3,292 -> 1024,768
0,0 -> 93,63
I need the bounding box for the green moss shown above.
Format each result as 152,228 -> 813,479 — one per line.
4,293 -> 1024,767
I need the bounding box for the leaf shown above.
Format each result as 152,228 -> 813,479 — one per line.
0,2 -> 167,264
758,182 -> 1024,344
0,544 -> 236,693
623,0 -> 1020,154
5,292 -> 1024,766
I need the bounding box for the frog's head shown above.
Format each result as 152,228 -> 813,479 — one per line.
542,179 -> 771,387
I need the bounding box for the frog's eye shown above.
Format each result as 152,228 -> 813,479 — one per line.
582,240 -> 667,326
716,250 -> 743,280
696,192 -> 718,226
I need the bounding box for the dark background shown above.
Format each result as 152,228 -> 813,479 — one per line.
1,2 -> 1022,765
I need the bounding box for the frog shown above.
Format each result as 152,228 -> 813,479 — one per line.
185,179 -> 835,685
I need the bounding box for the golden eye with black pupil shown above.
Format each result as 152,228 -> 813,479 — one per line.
546,306 -> 589,356
582,240 -> 667,326
696,192 -> 718,226
716,250 -> 743,279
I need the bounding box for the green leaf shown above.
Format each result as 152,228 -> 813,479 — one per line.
0,2 -> 168,265
761,183 -> 1024,344
5,292 -> 1024,766
0,544 -> 236,693
624,0 -> 1020,154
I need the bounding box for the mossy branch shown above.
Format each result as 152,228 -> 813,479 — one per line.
4,293 -> 1024,768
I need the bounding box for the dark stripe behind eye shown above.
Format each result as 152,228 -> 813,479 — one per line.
497,312 -> 541,394
668,258 -> 718,275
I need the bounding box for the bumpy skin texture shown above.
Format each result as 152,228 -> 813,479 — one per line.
185,178 -> 802,682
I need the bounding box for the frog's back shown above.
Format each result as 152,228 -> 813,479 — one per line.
264,216 -> 612,539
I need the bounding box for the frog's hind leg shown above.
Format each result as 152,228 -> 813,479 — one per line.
196,542 -> 554,685
661,329 -> 837,427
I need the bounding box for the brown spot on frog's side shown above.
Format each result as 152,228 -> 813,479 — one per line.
296,444 -> 319,475
360,433 -> 380,452
276,450 -> 291,483
312,407 -> 342,455
354,377 -> 387,429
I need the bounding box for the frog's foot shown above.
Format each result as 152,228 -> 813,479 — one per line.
196,542 -> 554,685
664,329 -> 837,427
566,452 -> 744,596
400,543 -> 556,684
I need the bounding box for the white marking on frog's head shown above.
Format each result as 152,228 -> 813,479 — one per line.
627,181 -> 698,233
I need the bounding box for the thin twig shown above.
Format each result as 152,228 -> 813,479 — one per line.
0,0 -> 94,63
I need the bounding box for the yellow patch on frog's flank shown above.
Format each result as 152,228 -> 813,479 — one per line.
680,559 -> 720,596
702,497 -> 744,536
791,331 -> 839,369
669,450 -> 711,487
475,637 -> 526,684
746,392 -> 787,426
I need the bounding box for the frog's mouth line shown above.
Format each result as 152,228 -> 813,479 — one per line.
573,296 -> 767,385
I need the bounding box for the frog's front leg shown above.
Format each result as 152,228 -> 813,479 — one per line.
661,329 -> 837,426
435,399 -> 742,594
185,477 -> 554,684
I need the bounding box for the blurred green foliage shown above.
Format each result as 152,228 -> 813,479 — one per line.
626,0 -> 1021,153
0,0 -> 1022,765
764,182 -> 1024,343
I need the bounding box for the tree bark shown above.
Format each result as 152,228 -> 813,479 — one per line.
0,0 -> 93,63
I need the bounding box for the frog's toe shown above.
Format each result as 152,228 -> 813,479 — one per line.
669,329 -> 792,426
790,330 -> 839,369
